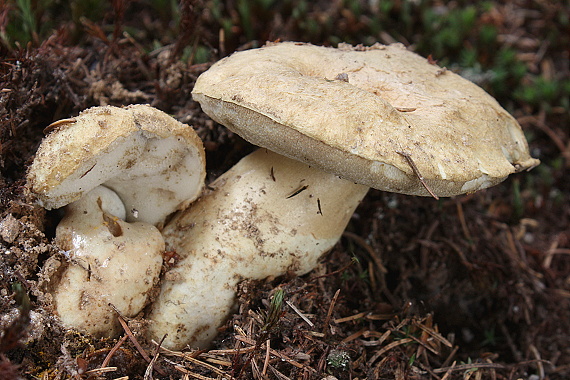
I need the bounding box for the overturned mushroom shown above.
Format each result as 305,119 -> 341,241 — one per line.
28,104 -> 205,226
27,105 -> 205,337
149,42 -> 538,349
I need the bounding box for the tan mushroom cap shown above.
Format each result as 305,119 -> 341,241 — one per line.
27,104 -> 206,225
192,42 -> 539,197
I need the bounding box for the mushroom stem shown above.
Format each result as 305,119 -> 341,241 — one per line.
148,149 -> 368,349
50,186 -> 164,337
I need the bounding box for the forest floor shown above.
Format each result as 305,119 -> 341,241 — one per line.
0,1 -> 569,379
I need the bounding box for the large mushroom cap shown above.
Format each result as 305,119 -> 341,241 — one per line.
27,104 -> 206,225
192,42 -> 539,197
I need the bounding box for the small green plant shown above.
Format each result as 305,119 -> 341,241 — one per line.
326,349 -> 351,370
514,76 -> 570,112
421,5 -> 478,58
408,352 -> 417,366
488,47 -> 528,98
261,288 -> 285,334
1,0 -> 110,49
1,0 -> 41,47
480,326 -> 497,347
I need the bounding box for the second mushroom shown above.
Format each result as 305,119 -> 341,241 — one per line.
27,104 -> 205,337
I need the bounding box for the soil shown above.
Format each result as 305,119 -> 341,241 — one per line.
1,1 -> 569,379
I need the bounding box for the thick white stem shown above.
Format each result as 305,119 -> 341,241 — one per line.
148,149 -> 368,349
50,186 -> 164,337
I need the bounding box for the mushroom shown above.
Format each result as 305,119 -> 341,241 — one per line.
27,104 -> 206,337
192,42 -> 539,196
148,42 -> 538,349
27,104 -> 206,226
